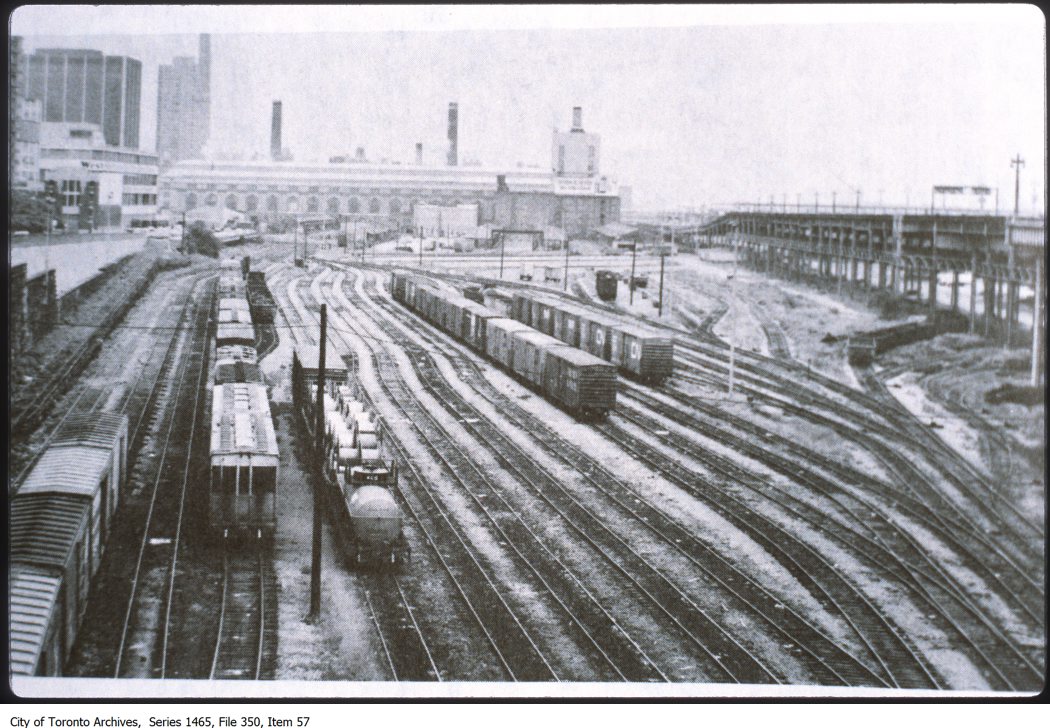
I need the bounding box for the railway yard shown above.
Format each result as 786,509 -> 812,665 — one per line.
8,239 -> 1045,694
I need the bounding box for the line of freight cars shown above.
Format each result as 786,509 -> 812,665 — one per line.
507,290 -> 674,383
291,350 -> 409,568
847,310 -> 969,366
210,258 -> 279,541
10,413 -> 130,677
390,271 -> 617,418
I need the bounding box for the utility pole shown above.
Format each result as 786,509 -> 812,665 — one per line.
629,238 -> 638,305
797,193 -> 801,213
814,192 -> 819,212
832,191 -> 837,213
1011,154 -> 1025,215
293,217 -> 298,263
562,238 -> 570,291
418,227 -> 423,267
499,232 -> 506,280
855,189 -> 861,213
657,250 -> 666,317
309,304 -> 327,621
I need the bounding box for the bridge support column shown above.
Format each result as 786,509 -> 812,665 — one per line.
969,255 -> 978,334
983,274 -> 995,337
1005,276 -> 1018,348
950,270 -> 960,312
1033,257 -> 1044,386
877,260 -> 887,290
928,265 -> 938,311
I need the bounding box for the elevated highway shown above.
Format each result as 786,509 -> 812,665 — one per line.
697,207 -> 1045,383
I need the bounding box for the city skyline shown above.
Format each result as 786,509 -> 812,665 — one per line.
13,6 -> 1046,212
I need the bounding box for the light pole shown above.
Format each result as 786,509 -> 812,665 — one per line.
1011,154 -> 1025,215
562,237 -> 570,292
628,237 -> 638,306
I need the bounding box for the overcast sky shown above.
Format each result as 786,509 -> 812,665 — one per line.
13,5 -> 1046,211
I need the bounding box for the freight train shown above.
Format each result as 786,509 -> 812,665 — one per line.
209,257 -> 280,539
390,271 -> 617,418
847,311 -> 969,366
508,290 -> 675,383
291,351 -> 409,568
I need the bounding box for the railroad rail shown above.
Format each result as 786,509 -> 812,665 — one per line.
113,277 -> 213,678
210,538 -> 273,680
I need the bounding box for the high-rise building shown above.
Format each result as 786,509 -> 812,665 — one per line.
26,47 -> 141,148
156,34 -> 211,167
9,37 -> 42,189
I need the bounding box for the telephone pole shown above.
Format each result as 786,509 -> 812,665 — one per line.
309,304 -> 327,621
1011,154 -> 1025,215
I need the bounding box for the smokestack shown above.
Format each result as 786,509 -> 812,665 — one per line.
415,142 -> 423,166
447,102 -> 458,166
355,147 -> 365,161
571,106 -> 583,132
270,101 -> 282,161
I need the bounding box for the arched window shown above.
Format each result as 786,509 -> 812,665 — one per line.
287,196 -> 299,213
225,193 -> 238,210
327,197 -> 340,214
185,192 -> 198,210
307,196 -> 319,213
347,197 -> 360,214
369,197 -> 382,214
266,195 -> 278,213
245,195 -> 258,212
205,193 -> 218,206
389,198 -> 402,215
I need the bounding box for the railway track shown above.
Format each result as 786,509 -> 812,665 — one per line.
210,539 -> 275,680
112,277 -> 213,679
612,393 -> 1042,690
343,266 -> 914,687
11,256 -> 159,438
293,271 -> 562,682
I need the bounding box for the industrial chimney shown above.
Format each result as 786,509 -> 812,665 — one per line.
415,142 -> 423,166
355,147 -> 366,162
571,106 -> 584,132
447,102 -> 458,166
270,101 -> 282,160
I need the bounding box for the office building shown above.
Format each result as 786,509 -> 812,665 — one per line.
26,47 -> 141,149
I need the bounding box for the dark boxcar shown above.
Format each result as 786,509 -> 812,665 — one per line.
542,345 -> 617,417
595,270 -> 618,302
619,324 -> 675,382
512,292 -> 532,326
486,318 -> 532,370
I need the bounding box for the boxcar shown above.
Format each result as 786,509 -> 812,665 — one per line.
10,413 -> 128,676
485,318 -> 532,369
617,324 -> 675,382
542,345 -> 617,417
214,344 -> 261,385
209,382 -> 279,539
511,330 -> 560,387
595,270 -> 619,302
461,301 -> 499,351
216,321 -> 255,348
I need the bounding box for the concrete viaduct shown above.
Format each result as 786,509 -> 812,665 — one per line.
696,208 -> 1045,384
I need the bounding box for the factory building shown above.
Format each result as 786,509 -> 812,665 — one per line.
158,105 -> 622,238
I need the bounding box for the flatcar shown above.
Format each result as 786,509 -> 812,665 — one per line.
9,413 -> 128,676
391,271 -> 617,418
209,382 -> 279,540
